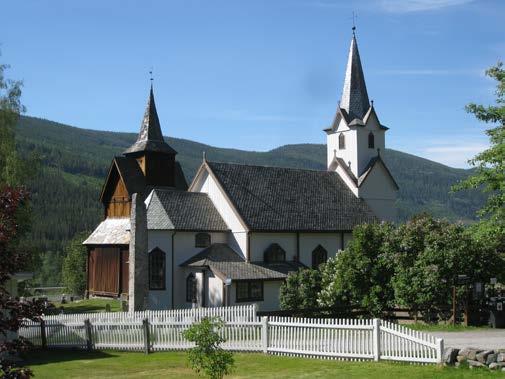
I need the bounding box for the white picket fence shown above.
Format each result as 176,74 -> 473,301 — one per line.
19,305 -> 443,364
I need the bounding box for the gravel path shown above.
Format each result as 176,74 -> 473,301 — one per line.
430,330 -> 505,349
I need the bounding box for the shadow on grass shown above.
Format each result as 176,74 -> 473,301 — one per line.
24,349 -> 118,366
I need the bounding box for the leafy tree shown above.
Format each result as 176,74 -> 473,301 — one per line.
0,58 -> 45,378
392,214 -> 504,321
280,268 -> 321,311
62,231 -> 89,295
453,62 -> 505,221
182,317 -> 234,379
317,222 -> 397,317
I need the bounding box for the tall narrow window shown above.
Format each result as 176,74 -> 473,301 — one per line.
312,245 -> 328,268
368,132 -> 375,149
339,133 -> 346,150
149,248 -> 166,290
264,243 -> 286,263
195,233 -> 211,248
186,273 -> 197,303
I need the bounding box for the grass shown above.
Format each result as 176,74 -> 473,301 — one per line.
403,323 -> 490,332
26,350 -> 504,379
51,299 -> 123,314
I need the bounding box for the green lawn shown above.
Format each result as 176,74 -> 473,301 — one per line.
403,323 -> 490,332
51,299 -> 123,314
26,350 -> 504,379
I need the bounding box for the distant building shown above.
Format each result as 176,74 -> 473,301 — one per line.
84,30 -> 397,311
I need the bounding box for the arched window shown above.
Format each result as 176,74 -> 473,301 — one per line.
186,273 -> 197,303
195,233 -> 211,248
149,248 -> 166,290
312,245 -> 328,268
368,132 -> 375,149
264,243 -> 286,263
339,133 -> 346,150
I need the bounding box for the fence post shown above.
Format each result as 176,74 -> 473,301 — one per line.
40,319 -> 47,349
436,338 -> 444,365
143,318 -> 150,354
261,316 -> 269,354
373,318 -> 380,361
84,319 -> 93,351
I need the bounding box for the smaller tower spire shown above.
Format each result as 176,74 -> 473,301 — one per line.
123,84 -> 177,155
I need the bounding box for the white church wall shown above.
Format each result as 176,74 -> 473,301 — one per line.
206,272 -> 223,307
327,119 -> 358,173
359,162 -> 397,222
249,233 -> 297,262
334,164 -> 359,196
191,169 -> 248,259
147,230 -> 227,309
298,233 -> 342,267
228,280 -> 282,311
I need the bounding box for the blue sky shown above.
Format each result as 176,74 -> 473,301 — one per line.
1,0 -> 503,168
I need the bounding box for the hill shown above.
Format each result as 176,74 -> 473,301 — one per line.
15,116 -> 486,285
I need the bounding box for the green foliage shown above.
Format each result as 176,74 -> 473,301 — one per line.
317,223 -> 397,316
391,215 -> 504,320
453,62 -> 505,221
182,317 -> 234,379
62,232 -> 89,295
280,268 -> 321,310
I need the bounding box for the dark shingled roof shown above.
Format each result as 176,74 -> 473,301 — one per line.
206,161 -> 377,231
180,243 -> 305,280
147,189 -> 228,231
124,86 -> 177,155
114,156 -> 146,194
340,34 -> 369,121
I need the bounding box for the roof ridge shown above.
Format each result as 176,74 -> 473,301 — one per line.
207,160 -> 336,174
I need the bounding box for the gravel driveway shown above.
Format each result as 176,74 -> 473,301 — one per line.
430,330 -> 505,349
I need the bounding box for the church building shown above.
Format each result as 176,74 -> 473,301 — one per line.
84,31 -> 398,311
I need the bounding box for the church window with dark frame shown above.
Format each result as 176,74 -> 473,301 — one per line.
236,281 -> 263,302
368,132 -> 375,149
195,232 -> 211,248
149,247 -> 166,290
311,245 -> 328,268
339,133 -> 346,150
186,273 -> 197,303
264,243 -> 286,263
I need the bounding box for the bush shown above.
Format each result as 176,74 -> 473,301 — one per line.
61,232 -> 89,295
318,222 -> 397,317
280,268 -> 321,311
182,317 -> 234,379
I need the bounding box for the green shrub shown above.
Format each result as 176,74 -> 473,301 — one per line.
182,317 -> 234,379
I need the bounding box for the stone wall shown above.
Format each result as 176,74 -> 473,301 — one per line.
444,347 -> 505,370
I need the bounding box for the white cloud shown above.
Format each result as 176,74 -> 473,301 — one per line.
378,0 -> 474,13
416,142 -> 488,168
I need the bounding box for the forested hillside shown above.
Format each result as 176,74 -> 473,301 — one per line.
15,116 -> 486,285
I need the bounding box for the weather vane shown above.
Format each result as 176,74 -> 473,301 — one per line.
351,11 -> 357,33
149,67 -> 154,83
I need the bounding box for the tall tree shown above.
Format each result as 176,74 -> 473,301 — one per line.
454,62 -> 505,221
0,59 -> 44,378
62,231 -> 89,296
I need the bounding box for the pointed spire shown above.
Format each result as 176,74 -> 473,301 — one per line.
124,85 -> 177,155
340,31 -> 370,121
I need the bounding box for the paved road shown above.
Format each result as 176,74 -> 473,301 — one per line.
430,330 -> 505,349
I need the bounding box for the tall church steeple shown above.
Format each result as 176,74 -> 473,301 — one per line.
340,32 -> 370,121
124,85 -> 178,187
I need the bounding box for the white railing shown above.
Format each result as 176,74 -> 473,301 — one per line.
18,307 -> 443,364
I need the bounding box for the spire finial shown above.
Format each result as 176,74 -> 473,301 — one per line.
371,99 -> 374,107
351,11 -> 357,35
149,68 -> 154,89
